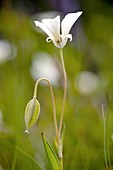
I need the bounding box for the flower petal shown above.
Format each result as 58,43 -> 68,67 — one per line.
65,34 -> 72,41
42,16 -> 60,41
46,36 -> 53,42
59,34 -> 72,48
61,11 -> 83,38
34,21 -> 53,39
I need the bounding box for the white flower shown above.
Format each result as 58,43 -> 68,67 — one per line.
75,71 -> 99,96
30,52 -> 60,86
34,11 -> 82,48
0,40 -> 17,64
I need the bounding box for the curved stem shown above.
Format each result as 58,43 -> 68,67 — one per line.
59,49 -> 67,137
33,78 -> 59,141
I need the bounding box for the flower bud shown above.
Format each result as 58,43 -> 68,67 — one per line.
24,98 -> 40,133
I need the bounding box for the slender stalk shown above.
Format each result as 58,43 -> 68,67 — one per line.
11,149 -> 17,170
59,48 -> 67,137
33,78 -> 59,141
105,108 -> 112,170
60,157 -> 63,170
102,104 -> 109,170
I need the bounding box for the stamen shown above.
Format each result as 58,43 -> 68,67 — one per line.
65,34 -> 72,41
46,37 -> 52,42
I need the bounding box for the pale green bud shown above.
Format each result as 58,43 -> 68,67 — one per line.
24,98 -> 40,133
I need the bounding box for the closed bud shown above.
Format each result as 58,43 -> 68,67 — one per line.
24,98 -> 40,133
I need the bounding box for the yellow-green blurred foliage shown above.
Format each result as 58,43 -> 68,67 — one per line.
0,0 -> 113,169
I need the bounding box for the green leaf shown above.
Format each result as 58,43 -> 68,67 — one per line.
41,133 -> 60,170
24,98 -> 40,133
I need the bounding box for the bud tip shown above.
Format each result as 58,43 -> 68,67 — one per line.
25,129 -> 29,134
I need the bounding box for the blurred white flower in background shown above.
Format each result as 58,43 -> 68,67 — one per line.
0,40 -> 17,64
111,134 -> 113,141
75,71 -> 100,96
0,110 -> 8,133
0,165 -> 3,170
30,52 -> 60,86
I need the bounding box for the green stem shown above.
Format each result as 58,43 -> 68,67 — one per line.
11,149 -> 17,170
102,104 -> 109,170
59,48 -> 67,137
33,78 -> 59,141
58,48 -> 67,170
60,157 -> 63,170
106,108 -> 112,170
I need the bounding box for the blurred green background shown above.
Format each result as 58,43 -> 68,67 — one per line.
0,0 -> 113,169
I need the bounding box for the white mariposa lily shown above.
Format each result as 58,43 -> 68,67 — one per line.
34,11 -> 83,48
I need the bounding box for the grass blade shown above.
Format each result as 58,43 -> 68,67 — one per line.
15,146 -> 41,169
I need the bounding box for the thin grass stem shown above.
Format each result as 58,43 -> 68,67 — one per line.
15,146 -> 40,168
102,104 -> 109,170
11,149 -> 17,170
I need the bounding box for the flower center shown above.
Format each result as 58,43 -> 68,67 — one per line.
57,40 -> 60,43
56,36 -> 62,44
